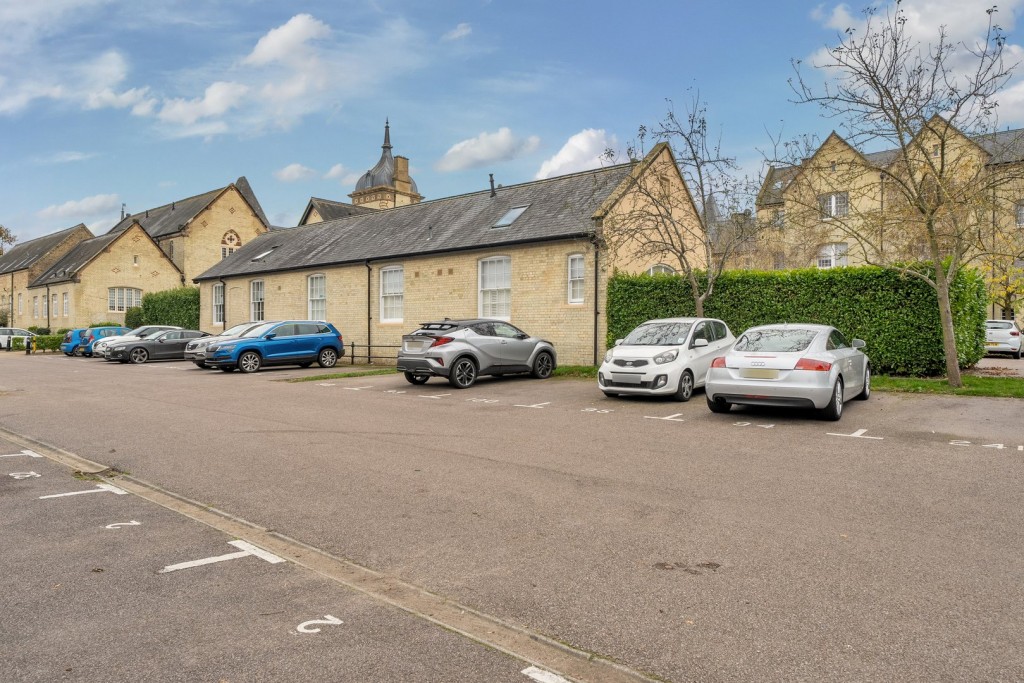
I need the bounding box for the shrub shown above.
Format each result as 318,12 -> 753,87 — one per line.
607,265 -> 987,376
26,326 -> 50,335
30,335 -> 62,352
124,307 -> 145,329
90,321 -> 121,328
139,287 -> 199,329
55,328 -> 72,336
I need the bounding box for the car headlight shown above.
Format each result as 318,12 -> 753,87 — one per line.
654,349 -> 678,364
214,344 -> 235,353
604,349 -> 614,363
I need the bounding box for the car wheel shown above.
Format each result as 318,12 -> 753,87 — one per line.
448,357 -> 477,389
603,391 -> 619,398
1015,348 -> 1022,360
129,348 -> 149,364
674,370 -> 695,402
72,346 -> 83,357
531,351 -> 554,379
856,365 -> 871,400
820,378 -> 844,421
193,362 -> 207,369
238,351 -> 262,373
706,395 -> 730,413
405,372 -> 429,385
83,352 -> 92,357
317,348 -> 338,368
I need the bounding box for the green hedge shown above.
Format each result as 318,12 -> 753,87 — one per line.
138,287 -> 200,330
607,266 -> 987,376
24,335 -> 62,352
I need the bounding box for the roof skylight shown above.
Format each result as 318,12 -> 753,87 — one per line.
492,205 -> 529,228
251,246 -> 277,261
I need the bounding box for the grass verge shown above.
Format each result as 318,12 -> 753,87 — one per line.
873,374 -> 1024,398
287,368 -> 398,383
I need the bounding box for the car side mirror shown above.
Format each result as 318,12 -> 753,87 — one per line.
852,339 -> 866,349
516,333 -> 529,340
265,333 -> 276,340
692,338 -> 709,348
614,338 -> 623,346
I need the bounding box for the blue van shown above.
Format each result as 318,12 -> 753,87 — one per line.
205,320 -> 344,373
80,326 -> 129,357
60,329 -> 89,356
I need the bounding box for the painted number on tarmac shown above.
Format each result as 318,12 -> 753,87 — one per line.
733,422 -> 774,429
296,615 -> 344,634
8,471 -> 41,479
950,441 -> 1024,451
582,408 -> 613,414
466,398 -> 499,403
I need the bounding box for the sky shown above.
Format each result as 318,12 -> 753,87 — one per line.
3,0 -> 1024,242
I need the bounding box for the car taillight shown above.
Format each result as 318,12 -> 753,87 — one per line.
337,335 -> 344,345
795,358 -> 832,371
711,356 -> 726,368
430,336 -> 454,347
1011,331 -> 1020,337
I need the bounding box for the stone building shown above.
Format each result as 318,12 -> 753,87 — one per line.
194,142 -> 703,366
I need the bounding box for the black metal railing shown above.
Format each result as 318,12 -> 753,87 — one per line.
347,342 -> 400,365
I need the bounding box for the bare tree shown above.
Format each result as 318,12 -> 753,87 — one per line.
603,93 -> 766,316
0,223 -> 14,255
785,1 -> 1016,386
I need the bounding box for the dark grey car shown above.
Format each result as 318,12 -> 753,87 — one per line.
397,319 -> 556,388
107,330 -> 210,364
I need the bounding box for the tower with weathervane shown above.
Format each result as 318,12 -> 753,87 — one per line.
349,120 -> 423,209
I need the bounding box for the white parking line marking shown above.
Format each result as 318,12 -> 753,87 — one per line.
105,520 -> 141,529
827,428 -> 883,440
421,393 -> 452,399
158,540 -> 285,574
644,413 -> 685,422
296,615 -> 344,633
582,408 -> 613,414
344,386 -> 374,391
514,402 -> 550,409
385,389 -> 407,394
316,383 -> 336,387
522,666 -> 570,683
0,449 -> 42,459
8,471 -> 41,479
39,483 -> 128,499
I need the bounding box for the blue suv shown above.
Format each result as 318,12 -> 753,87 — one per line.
205,320 -> 345,373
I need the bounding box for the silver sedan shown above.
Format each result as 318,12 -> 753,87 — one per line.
704,323 -> 870,421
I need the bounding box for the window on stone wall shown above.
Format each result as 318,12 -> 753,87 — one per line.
33,296 -> 39,318
817,243 -> 849,269
18,293 -> 22,315
568,254 -> 585,304
108,287 -> 142,312
479,256 -> 511,319
250,280 -> 264,321
308,274 -> 326,321
62,293 -> 69,317
1016,202 -> 1024,227
51,294 -> 56,317
42,295 -> 48,318
380,267 -> 403,322
222,230 -> 241,260
818,192 -> 849,219
213,283 -> 224,324
647,264 -> 676,275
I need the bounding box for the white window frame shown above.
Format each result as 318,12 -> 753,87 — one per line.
568,254 -> 585,304
17,293 -> 22,315
818,192 -> 849,219
478,256 -> 511,320
107,287 -> 142,312
33,296 -> 38,318
1016,202 -> 1024,227
51,294 -> 57,317
250,280 -> 265,321
817,243 -> 849,269
62,292 -> 69,317
212,283 -> 225,324
308,274 -> 326,321
647,264 -> 676,275
42,295 -> 48,318
379,266 -> 404,323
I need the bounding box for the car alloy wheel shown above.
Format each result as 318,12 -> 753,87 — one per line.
318,348 -> 338,368
404,372 -> 429,385
72,346 -> 83,357
856,366 -> 871,400
129,348 -> 149,364
238,351 -> 262,373
821,378 -> 844,421
675,370 -> 694,402
448,357 -> 477,389
531,351 -> 554,379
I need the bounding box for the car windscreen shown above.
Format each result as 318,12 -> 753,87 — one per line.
221,323 -> 259,336
623,322 -> 692,346
125,326 -> 148,336
241,322 -> 277,338
986,321 -> 1012,330
735,328 -> 818,353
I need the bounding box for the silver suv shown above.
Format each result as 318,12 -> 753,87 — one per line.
398,319 -> 556,388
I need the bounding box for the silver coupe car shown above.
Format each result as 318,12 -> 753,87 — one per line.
397,319 -> 556,388
704,323 -> 870,421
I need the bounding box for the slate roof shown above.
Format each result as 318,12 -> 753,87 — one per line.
29,232 -> 124,287
196,162 -> 635,282
301,197 -> 378,224
0,224 -> 91,275
108,176 -> 269,240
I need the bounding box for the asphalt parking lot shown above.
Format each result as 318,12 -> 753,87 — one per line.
2,351 -> 1023,682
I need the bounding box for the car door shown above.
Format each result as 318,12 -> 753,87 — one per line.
688,321 -> 717,382
292,323 -> 322,359
467,323 -> 504,372
492,322 -> 534,371
0,328 -> 9,346
261,323 -> 297,361
827,329 -> 862,394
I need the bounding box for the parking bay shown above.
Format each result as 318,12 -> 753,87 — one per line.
3,354 -> 1024,681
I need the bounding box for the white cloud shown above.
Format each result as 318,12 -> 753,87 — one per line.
33,151 -> 97,164
274,163 -> 317,182
442,23 -> 472,41
535,129 -> 618,179
158,81 -> 249,126
243,13 -> 330,66
435,128 -> 541,172
38,193 -> 120,222
323,164 -> 346,179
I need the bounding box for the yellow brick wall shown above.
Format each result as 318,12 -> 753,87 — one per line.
2,225 -> 92,328
200,237 -> 610,365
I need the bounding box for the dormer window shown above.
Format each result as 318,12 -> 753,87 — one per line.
493,206 -> 529,228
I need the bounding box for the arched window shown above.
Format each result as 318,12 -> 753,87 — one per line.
647,264 -> 676,275
222,230 -> 242,259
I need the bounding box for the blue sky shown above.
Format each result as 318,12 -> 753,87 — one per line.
3,0 -> 1024,242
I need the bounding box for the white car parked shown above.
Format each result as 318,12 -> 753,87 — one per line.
985,319 -> 1021,359
0,327 -> 34,349
598,317 -> 734,401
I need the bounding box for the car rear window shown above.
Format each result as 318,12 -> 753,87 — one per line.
623,322 -> 693,346
735,328 -> 819,353
986,321 -> 1013,330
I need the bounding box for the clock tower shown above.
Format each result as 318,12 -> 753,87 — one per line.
349,120 -> 423,209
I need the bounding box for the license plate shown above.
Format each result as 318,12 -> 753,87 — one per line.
740,368 -> 779,379
986,341 -> 999,346
612,373 -> 643,385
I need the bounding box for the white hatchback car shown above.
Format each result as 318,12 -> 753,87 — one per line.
598,317 -> 734,401
985,319 -> 1021,359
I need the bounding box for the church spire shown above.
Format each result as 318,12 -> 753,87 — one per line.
383,118 -> 391,150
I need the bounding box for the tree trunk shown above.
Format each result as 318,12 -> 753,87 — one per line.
933,266 -> 963,387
